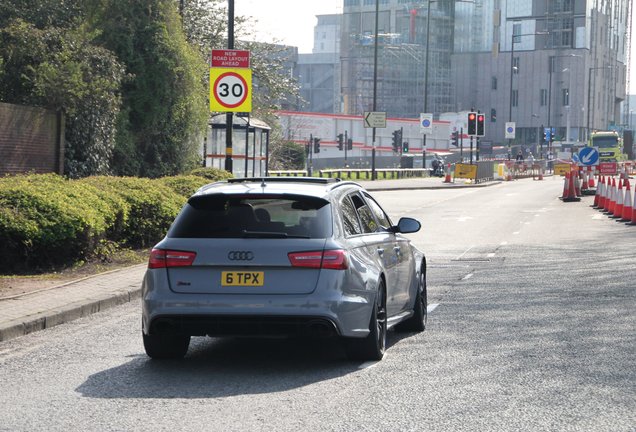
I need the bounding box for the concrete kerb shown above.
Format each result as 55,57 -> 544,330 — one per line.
0,264 -> 146,342
0,179 -> 503,343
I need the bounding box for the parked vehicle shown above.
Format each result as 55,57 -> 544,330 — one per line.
141,177 -> 427,361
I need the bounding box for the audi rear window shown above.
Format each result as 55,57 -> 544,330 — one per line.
168,194 -> 332,239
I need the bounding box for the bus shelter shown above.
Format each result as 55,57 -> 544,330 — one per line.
206,114 -> 271,177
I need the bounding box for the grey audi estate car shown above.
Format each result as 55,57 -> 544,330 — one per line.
142,177 -> 427,361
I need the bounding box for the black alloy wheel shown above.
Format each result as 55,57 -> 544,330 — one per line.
345,282 -> 387,361
395,264 -> 427,333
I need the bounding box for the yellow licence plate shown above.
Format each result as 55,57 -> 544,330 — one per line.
221,271 -> 264,286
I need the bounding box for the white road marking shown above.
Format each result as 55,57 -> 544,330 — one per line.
500,241 -> 508,246
462,273 -> 473,280
513,231 -> 520,235
427,303 -> 439,313
487,253 -> 495,258
455,246 -> 474,260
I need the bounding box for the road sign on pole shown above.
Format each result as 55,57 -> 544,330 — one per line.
578,147 -> 599,166
420,113 -> 433,135
210,68 -> 252,112
363,111 -> 387,128
505,122 -> 516,139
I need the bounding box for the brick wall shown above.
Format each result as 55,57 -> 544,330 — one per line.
0,102 -> 64,175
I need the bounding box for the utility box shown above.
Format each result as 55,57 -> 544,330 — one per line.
400,155 -> 414,168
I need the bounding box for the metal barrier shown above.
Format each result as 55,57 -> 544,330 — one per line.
268,170 -> 308,177
319,168 -> 431,180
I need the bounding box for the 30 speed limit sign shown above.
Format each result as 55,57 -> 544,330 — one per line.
209,68 -> 252,112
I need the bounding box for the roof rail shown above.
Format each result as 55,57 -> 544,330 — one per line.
227,177 -> 340,185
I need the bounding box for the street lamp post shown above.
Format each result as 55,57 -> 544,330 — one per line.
547,55 -> 580,155
371,0 -> 379,180
586,66 -> 613,140
508,29 -> 548,159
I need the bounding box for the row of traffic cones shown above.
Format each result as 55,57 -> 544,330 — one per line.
593,175 -> 636,224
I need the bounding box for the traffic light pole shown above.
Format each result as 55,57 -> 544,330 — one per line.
344,130 -> 348,163
308,134 -> 313,176
470,136 -> 473,164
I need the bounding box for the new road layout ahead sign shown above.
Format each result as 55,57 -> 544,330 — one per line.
209,49 -> 252,113
363,111 -> 387,128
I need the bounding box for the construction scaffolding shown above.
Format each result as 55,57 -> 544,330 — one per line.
340,1 -> 455,118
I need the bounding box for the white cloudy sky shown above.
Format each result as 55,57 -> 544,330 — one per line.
234,0 -> 636,94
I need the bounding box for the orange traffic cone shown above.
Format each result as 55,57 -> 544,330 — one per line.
603,177 -> 612,212
588,167 -> 596,189
607,178 -> 617,214
629,185 -> 636,225
612,179 -> 624,219
621,180 -> 633,221
593,177 -> 601,208
575,170 -> 582,197
581,168 -> 589,192
561,172 -> 570,199
562,172 -> 580,202
443,163 -> 452,183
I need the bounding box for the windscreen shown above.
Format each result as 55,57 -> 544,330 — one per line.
592,136 -> 619,148
169,194 -> 331,239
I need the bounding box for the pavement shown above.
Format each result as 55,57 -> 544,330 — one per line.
0,176 -> 501,342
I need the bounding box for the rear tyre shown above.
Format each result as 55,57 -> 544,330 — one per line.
345,283 -> 387,361
143,332 -> 190,359
395,265 -> 427,333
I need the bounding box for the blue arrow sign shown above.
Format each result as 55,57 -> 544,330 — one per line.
578,147 -> 599,166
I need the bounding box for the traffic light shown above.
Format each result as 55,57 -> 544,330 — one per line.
490,108 -> 497,122
347,138 -> 353,150
313,137 -> 321,153
402,141 -> 409,153
477,113 -> 485,136
451,131 -> 459,147
392,129 -> 402,153
543,128 -> 550,143
467,112 -> 477,135
337,133 -> 344,150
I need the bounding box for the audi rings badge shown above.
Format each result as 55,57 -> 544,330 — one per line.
228,251 -> 254,261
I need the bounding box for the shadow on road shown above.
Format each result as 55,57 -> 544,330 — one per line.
76,330 -> 415,399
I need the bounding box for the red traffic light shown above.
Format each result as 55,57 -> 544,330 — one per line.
477,114 -> 484,122
467,112 -> 478,135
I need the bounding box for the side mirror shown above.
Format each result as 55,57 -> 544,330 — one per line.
392,217 -> 421,234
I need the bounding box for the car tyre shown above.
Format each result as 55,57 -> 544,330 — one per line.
345,282 -> 386,361
143,332 -> 190,359
395,265 -> 427,333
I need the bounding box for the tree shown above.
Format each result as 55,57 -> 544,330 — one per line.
179,0 -> 302,169
95,0 -> 208,177
0,18 -> 124,178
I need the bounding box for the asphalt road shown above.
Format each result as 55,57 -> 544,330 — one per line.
0,178 -> 634,431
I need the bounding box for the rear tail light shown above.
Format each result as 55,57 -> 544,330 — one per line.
288,249 -> 348,270
148,248 -> 197,269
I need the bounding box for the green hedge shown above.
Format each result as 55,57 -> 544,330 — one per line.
0,169 -> 232,274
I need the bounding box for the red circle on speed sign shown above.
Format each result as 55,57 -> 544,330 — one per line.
213,71 -> 249,109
